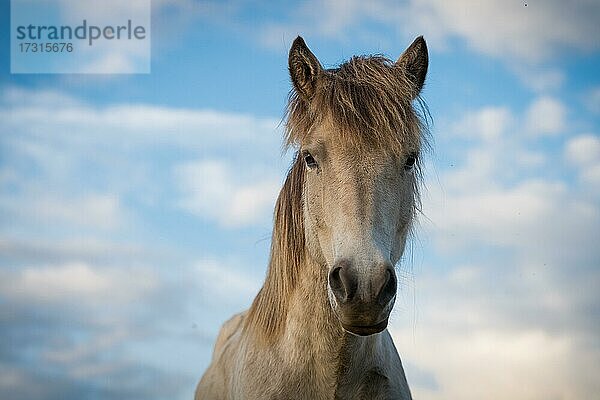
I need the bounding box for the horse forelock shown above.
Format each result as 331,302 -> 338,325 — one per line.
285,55 -> 429,158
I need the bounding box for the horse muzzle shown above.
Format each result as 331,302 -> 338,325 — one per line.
328,259 -> 397,336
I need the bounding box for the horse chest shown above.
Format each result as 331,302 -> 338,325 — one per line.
334,368 -> 395,400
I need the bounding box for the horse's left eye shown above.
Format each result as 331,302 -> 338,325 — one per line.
303,151 -> 318,169
404,154 -> 417,171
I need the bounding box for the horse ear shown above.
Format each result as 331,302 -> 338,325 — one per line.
289,36 -> 322,99
396,36 -> 428,97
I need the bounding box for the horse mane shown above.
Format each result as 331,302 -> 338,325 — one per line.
244,55 -> 428,342
244,154 -> 306,341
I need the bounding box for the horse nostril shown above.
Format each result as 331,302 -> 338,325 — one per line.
377,268 -> 397,306
329,266 -> 343,291
328,267 -> 345,303
328,260 -> 358,303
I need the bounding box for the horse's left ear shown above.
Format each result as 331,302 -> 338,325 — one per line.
396,36 -> 428,97
289,36 -> 322,99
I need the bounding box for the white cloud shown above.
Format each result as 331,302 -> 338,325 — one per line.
581,164 -> 600,188
58,0 -> 150,23
0,193 -> 124,231
58,0 -> 150,74
0,87 -> 281,150
80,52 -> 139,74
565,134 -> 600,190
525,96 -> 566,136
2,86 -> 83,108
426,179 -> 599,260
254,1 -> 600,65
258,0 -> 367,48
0,87 -> 286,232
403,0 -> 600,64
175,159 -> 281,227
43,328 -> 131,367
245,0 -> 598,99
397,181 -> 599,399
0,262 -> 158,306
0,82 -> 277,394
443,103 -> 546,191
512,66 -> 565,92
397,97 -> 600,399
450,106 -> 513,141
194,258 -> 261,303
431,101 -> 597,261
393,311 -> 599,400
0,88 -> 279,381
392,241 -> 600,400
565,134 -> 600,166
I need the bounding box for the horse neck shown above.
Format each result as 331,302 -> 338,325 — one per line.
285,255 -> 342,348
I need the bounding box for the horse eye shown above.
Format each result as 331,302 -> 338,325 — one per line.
404,154 -> 417,171
303,151 -> 318,169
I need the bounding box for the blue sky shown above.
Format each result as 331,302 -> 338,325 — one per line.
1,1 -> 599,399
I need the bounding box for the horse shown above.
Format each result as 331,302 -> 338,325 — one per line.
196,35 -> 429,400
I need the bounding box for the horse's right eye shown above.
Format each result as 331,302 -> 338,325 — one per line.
303,151 -> 318,169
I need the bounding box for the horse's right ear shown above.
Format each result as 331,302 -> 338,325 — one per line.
289,36 -> 322,99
